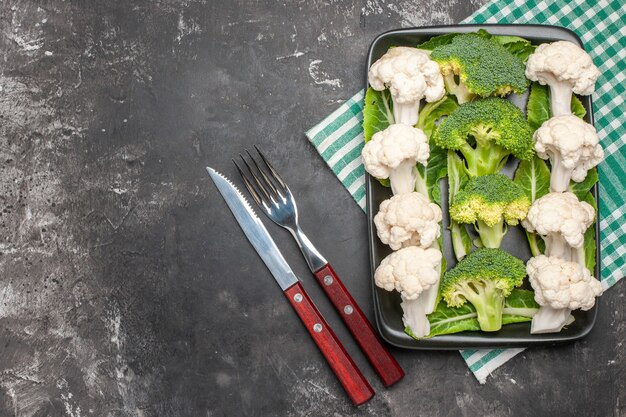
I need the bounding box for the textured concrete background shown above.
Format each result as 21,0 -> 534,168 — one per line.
0,0 -> 624,416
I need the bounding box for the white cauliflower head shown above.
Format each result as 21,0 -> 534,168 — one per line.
368,47 -> 445,125
534,115 -> 604,192
527,255 -> 602,311
526,41 -> 600,116
374,246 -> 442,300
362,124 -> 430,195
522,192 -> 595,263
374,192 -> 442,250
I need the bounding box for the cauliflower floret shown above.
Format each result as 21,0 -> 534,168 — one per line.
534,115 -> 604,192
374,246 -> 442,299
368,47 -> 445,126
374,192 -> 442,250
522,192 -> 595,265
526,41 -> 600,116
362,124 -> 430,195
374,246 -> 442,337
527,255 -> 602,333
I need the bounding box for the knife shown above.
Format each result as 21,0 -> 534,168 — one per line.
207,167 -> 374,406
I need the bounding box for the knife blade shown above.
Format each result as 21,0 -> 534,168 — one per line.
206,167 -> 374,406
207,167 -> 297,290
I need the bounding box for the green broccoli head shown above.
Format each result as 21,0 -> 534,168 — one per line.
432,98 -> 534,177
430,33 -> 529,103
441,248 -> 526,331
450,174 -> 531,248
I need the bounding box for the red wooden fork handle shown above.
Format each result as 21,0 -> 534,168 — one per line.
313,264 -> 404,387
284,282 -> 374,406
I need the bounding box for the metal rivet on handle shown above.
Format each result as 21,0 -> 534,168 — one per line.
313,323 -> 323,333
294,293 -> 303,303
323,275 -> 333,286
344,305 -> 353,315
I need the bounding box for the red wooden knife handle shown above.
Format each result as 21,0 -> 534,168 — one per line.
313,264 -> 404,387
284,282 -> 374,406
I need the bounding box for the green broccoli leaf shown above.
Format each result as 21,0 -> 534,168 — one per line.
406,289 -> 536,339
502,289 -> 540,318
448,151 -> 472,260
513,155 -> 551,202
416,96 -> 459,139
582,190 -> 598,218
526,82 -> 588,131
490,34 -> 530,45
418,30 -> 535,62
568,165 -> 598,273
363,87 -> 393,188
527,82 -> 552,131
363,87 -> 393,142
580,191 -> 598,273
417,33 -> 461,50
423,302 -> 480,338
526,232 -> 545,257
572,149 -> 598,276
361,91 -> 457,197
569,167 -> 599,200
416,145 -> 448,205
499,40 -> 536,62
513,155 -> 551,256
413,97 -> 457,205
583,225 -> 597,273
474,29 -> 536,62
572,96 -> 587,118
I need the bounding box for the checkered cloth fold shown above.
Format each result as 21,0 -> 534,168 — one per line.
306,0 -> 625,383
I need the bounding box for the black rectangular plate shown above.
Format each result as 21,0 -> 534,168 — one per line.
366,24 -> 600,350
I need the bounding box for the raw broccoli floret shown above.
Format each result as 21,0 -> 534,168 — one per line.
450,174 -> 530,248
441,248 -> 526,331
430,33 -> 529,103
432,98 -> 534,177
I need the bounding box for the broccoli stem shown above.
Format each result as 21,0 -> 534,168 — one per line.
400,294 -> 430,338
459,142 -> 509,177
549,152 -> 573,192
414,168 -> 429,199
458,279 -> 505,332
416,98 -> 440,131
443,72 -> 474,104
392,100 -> 420,126
450,221 -> 471,260
389,160 -> 418,195
474,219 -> 507,249
526,232 -> 542,257
531,306 -> 572,334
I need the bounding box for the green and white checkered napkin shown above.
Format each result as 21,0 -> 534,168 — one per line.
306,0 -> 625,383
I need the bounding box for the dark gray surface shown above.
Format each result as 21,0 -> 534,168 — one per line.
0,1 -> 623,416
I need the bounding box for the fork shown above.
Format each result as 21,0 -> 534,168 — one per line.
234,146 -> 404,387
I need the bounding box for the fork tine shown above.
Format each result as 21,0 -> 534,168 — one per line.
245,149 -> 282,198
233,159 -> 265,208
254,145 -> 288,193
239,154 -> 274,203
